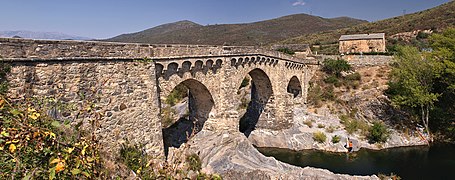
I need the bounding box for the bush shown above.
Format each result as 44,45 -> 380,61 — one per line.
186,153 -> 202,172
368,122 -> 390,143
345,72 -> 361,81
322,58 -> 351,77
239,77 -> 250,89
165,84 -> 188,106
317,124 -> 325,128
303,120 -> 313,128
340,115 -> 369,135
276,48 -> 295,55
324,75 -> 339,85
331,135 -> 341,143
313,131 -> 327,143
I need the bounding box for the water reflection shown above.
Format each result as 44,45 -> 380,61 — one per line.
258,144 -> 455,179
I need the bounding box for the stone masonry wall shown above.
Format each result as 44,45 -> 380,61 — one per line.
6,60 -> 163,159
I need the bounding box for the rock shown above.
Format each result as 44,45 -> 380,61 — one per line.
189,130 -> 378,179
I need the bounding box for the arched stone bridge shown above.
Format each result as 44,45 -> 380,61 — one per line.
0,38 -> 310,158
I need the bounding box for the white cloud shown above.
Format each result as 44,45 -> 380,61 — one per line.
292,0 -> 306,6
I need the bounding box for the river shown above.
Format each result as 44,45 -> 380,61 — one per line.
258,144 -> 455,179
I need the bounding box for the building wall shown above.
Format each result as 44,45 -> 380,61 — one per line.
339,39 -> 386,54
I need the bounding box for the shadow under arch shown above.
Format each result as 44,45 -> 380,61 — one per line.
287,76 -> 302,98
161,79 -> 214,157
239,68 -> 273,137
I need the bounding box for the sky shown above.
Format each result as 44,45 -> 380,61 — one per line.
0,0 -> 450,39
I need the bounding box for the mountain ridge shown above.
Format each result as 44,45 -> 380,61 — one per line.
0,30 -> 91,40
106,13 -> 367,46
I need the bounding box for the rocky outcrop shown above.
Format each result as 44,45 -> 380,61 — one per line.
188,130 -> 378,180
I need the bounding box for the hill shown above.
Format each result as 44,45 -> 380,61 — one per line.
281,1 -> 455,51
0,30 -> 91,40
105,14 -> 367,46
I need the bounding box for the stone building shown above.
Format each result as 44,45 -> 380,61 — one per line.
339,33 -> 386,54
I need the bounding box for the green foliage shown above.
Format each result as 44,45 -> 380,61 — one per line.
324,75 -> 340,85
340,115 -> 369,135
161,106 -> 176,128
239,77 -> 250,89
276,48 -> 295,55
186,153 -> 202,172
165,84 -> 188,106
368,122 -> 390,143
417,31 -> 430,40
119,143 -> 155,179
0,59 -> 11,95
345,72 -> 361,81
303,120 -> 313,128
331,135 -> 341,144
0,97 -> 101,179
322,59 -> 351,77
312,131 -> 327,143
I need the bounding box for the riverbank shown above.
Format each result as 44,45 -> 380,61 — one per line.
249,109 -> 428,153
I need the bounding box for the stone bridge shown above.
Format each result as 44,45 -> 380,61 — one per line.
0,38 -> 310,158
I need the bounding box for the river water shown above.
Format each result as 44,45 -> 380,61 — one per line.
258,144 -> 455,179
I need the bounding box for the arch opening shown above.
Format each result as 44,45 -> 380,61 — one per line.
238,68 -> 273,137
161,79 -> 214,157
287,76 -> 302,98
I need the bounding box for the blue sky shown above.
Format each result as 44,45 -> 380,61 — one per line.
0,0 -> 450,39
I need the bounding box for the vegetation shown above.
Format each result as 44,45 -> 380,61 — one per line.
0,97 -> 101,179
303,120 -> 313,128
322,58 -> 352,78
331,135 -> 341,144
165,84 -> 189,106
282,1 -> 455,51
239,77 -> 250,89
368,122 -> 390,143
276,48 -> 295,55
0,59 -> 10,95
312,131 -> 327,143
340,115 -> 369,135
386,28 -> 455,140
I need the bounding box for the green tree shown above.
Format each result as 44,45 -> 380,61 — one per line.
322,58 -> 351,77
387,46 -> 439,138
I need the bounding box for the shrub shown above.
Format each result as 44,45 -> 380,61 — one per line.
276,48 -> 295,55
239,77 -> 250,89
165,84 -> 188,106
326,125 -> 336,133
303,120 -> 313,128
345,72 -> 361,81
186,153 -> 202,172
340,115 -> 369,135
331,135 -> 341,143
324,75 -> 339,85
313,131 -> 327,143
368,121 -> 390,143
317,124 -> 325,128
322,58 -> 351,77
0,59 -> 11,95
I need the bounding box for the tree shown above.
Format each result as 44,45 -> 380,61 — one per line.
322,58 -> 351,77
387,46 -> 439,138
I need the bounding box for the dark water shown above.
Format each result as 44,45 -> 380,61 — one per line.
258,144 -> 455,179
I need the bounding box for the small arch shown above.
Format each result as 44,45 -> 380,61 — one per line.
204,59 -> 214,74
231,58 -> 237,67
155,63 -> 164,78
287,76 -> 302,98
178,61 -> 192,77
237,58 -> 244,67
191,60 -> 204,76
164,62 -> 178,80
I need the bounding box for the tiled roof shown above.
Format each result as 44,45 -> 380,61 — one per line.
339,33 -> 385,41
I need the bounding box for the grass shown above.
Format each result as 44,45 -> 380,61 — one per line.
325,125 -> 336,133
317,124 -> 325,128
313,131 -> 327,143
303,120 -> 313,128
340,115 -> 369,135
331,135 -> 341,143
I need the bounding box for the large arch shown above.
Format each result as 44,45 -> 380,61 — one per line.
161,79 -> 214,157
287,76 -> 302,98
238,68 -> 274,137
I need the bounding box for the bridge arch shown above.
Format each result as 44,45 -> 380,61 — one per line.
287,76 -> 302,98
238,68 -> 274,137
161,78 -> 214,157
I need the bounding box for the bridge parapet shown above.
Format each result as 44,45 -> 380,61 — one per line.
0,38 -> 307,64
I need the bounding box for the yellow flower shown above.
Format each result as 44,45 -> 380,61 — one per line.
28,112 -> 40,120
55,162 -> 65,173
9,144 -> 16,153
